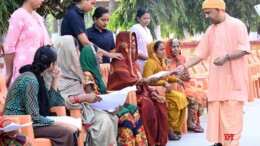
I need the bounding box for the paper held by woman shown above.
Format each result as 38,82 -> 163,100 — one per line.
148,69 -> 180,79
0,122 -> 33,132
90,86 -> 137,112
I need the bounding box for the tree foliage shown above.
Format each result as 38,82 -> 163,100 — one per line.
176,0 -> 260,36
108,0 -> 186,38
225,0 -> 260,31
0,0 -> 21,35
37,0 -> 72,19
109,0 -> 260,39
1,0 -> 259,37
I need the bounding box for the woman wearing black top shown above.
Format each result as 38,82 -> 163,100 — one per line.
61,0 -> 122,60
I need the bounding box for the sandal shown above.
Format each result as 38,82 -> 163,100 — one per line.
196,124 -> 204,132
168,132 -> 180,141
174,131 -> 182,138
188,125 -> 204,133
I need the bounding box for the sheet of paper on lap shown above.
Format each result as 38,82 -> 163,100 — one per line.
0,122 -> 32,132
90,86 -> 137,112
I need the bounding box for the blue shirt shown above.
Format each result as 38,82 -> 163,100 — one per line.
87,25 -> 115,63
61,5 -> 87,50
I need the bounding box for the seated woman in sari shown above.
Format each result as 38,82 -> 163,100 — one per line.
80,44 -> 147,146
107,31 -> 168,146
165,39 -> 206,133
143,41 -> 189,141
52,35 -> 118,146
4,45 -> 76,146
0,115 -> 31,146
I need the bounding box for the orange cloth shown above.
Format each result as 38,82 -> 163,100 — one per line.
195,13 -> 251,102
202,0 -> 226,10
165,39 -> 173,59
107,31 -> 140,90
168,57 -> 206,116
207,101 -> 243,146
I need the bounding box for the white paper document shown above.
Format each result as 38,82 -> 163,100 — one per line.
254,4 -> 260,16
90,86 -> 137,112
148,69 -> 180,79
47,116 -> 82,130
0,122 -> 32,132
111,86 -> 137,94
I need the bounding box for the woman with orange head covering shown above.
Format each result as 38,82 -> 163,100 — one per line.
165,38 -> 206,133
143,40 -> 188,141
107,31 -> 168,146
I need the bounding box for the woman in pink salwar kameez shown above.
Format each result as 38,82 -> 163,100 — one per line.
4,0 -> 50,87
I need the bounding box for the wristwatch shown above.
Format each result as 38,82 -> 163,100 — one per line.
226,54 -> 230,61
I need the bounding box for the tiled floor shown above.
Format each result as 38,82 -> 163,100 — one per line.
167,99 -> 260,146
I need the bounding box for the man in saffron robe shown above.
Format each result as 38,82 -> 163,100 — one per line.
177,0 -> 251,146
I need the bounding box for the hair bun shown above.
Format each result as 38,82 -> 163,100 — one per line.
40,55 -> 48,62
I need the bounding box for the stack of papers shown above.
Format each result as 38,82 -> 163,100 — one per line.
0,122 -> 32,132
47,116 -> 82,130
90,86 -> 137,112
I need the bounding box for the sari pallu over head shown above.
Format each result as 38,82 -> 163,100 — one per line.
107,31 -> 142,90
165,39 -> 186,67
52,35 -> 85,103
80,45 -> 107,94
50,36 -> 119,146
47,36 -> 87,109
51,35 -> 99,130
147,41 -> 168,72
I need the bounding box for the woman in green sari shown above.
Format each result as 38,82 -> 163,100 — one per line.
80,45 -> 147,146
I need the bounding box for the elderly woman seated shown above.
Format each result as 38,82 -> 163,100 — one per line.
165,39 -> 206,133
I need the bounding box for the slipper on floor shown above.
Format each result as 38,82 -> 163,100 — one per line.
188,125 -> 204,133
174,131 -> 182,138
196,123 -> 204,131
212,143 -> 222,146
168,132 -> 180,141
